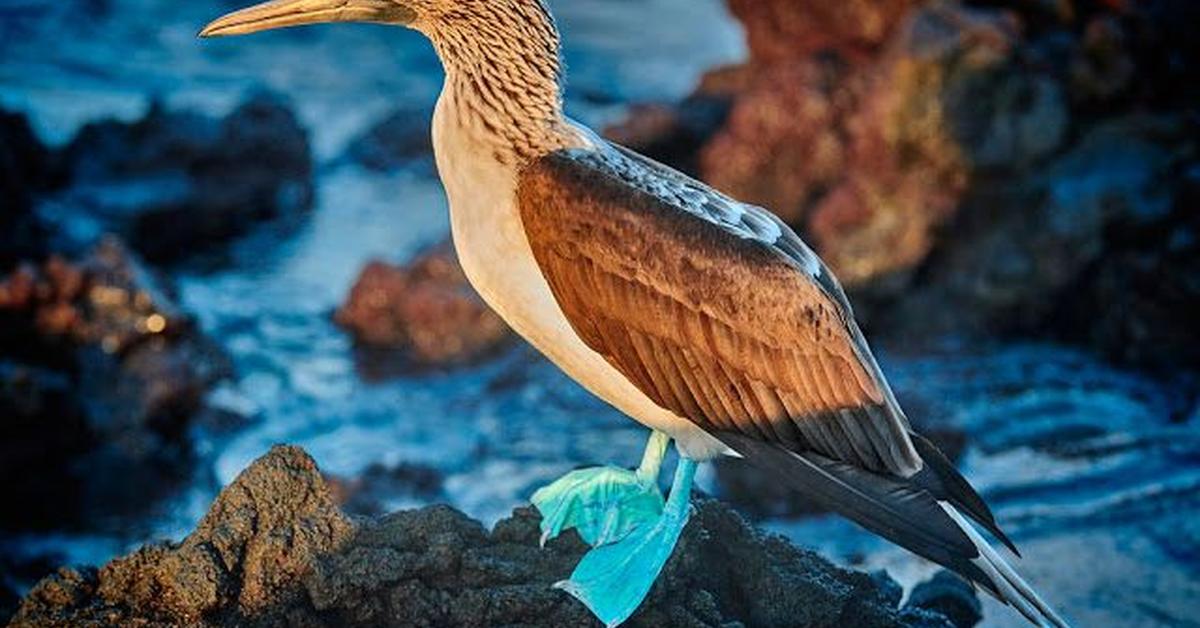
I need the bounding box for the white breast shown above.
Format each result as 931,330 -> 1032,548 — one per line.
431,94 -> 726,460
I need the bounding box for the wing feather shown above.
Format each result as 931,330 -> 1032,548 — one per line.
517,144 -> 922,476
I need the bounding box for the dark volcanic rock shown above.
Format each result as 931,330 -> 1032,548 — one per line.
1053,155 -> 1200,372
45,95 -> 313,263
0,360 -> 92,531
0,238 -> 231,531
0,109 -> 51,270
0,581 -> 14,627
334,242 -> 512,373
879,116 -> 1191,352
905,571 -> 982,628
7,446 -> 967,628
344,105 -> 435,173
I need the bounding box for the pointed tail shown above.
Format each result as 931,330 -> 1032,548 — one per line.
939,502 -> 1069,627
715,431 -> 1070,628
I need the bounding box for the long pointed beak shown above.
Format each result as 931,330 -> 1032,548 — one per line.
199,0 -> 415,37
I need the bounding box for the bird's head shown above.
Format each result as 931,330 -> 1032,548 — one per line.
199,0 -> 549,38
201,0 -> 566,160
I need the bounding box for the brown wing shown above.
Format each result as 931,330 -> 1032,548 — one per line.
517,146 -> 922,476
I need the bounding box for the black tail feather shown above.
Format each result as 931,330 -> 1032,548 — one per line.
715,431 -> 997,594
715,431 -> 1071,627
909,432 -> 1020,556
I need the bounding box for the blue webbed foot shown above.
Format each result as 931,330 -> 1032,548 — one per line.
555,457 -> 697,627
532,465 -> 664,547
532,431 -> 671,548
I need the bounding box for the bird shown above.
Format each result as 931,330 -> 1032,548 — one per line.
200,1 -> 1070,626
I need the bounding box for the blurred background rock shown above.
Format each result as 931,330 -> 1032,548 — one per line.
1,0 -> 1197,626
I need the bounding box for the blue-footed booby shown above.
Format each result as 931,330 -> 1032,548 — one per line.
201,1 -> 1070,626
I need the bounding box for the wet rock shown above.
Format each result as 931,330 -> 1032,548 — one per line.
44,95 -> 313,263
0,238 -> 231,531
8,445 -> 970,627
0,109 -> 51,270
343,105 -> 435,173
334,242 -> 512,372
905,570 -> 982,628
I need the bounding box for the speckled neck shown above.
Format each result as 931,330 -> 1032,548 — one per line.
425,0 -> 573,165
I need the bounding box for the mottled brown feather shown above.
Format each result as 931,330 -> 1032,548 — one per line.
516,147 -> 922,476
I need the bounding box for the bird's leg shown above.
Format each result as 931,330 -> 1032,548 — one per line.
533,430 -> 670,548
555,455 -> 698,628
635,429 -> 670,483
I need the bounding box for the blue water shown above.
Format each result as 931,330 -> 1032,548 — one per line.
3,1 -> 1198,626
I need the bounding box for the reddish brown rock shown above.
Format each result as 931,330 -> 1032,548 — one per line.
699,5 -> 1029,287
805,5 -> 1021,287
698,61 -> 858,225
0,240 -> 187,353
726,0 -> 920,65
334,242 -> 511,369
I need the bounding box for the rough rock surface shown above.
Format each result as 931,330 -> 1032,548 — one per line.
907,571 -> 982,628
43,95 -> 313,263
699,4 -> 1029,286
0,238 -> 231,530
7,446 -> 970,628
334,242 -> 511,372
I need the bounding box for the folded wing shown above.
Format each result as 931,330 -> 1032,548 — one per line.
517,144 -> 921,476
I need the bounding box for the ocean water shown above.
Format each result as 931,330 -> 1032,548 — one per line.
3,1 -> 1198,626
